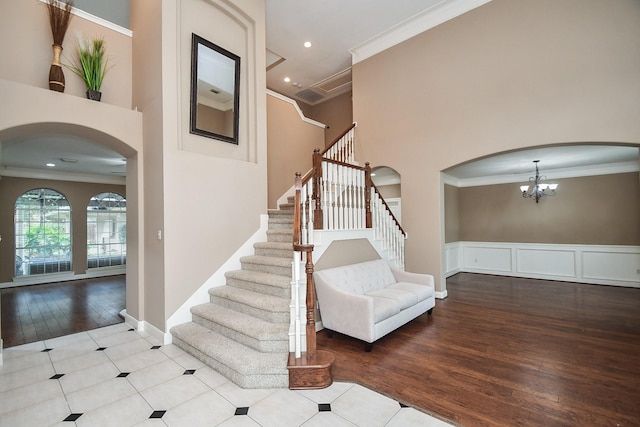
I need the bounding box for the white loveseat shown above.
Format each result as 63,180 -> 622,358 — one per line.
314,259 -> 435,350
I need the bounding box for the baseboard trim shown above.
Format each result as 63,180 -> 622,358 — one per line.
120,309 -> 172,345
435,290 -> 448,299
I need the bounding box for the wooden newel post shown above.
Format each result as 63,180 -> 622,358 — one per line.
365,162 -> 372,228
303,249 -> 317,359
312,149 -> 324,230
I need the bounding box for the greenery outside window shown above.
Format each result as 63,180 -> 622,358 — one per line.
87,192 -> 126,269
15,188 -> 72,277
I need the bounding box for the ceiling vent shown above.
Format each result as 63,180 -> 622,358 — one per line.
295,88 -> 324,104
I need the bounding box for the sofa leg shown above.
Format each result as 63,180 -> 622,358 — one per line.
365,343 -> 373,352
427,308 -> 433,315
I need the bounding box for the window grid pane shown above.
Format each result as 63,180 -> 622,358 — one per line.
15,188 -> 72,277
87,192 -> 127,269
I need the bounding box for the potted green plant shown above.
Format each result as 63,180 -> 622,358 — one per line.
67,36 -> 109,101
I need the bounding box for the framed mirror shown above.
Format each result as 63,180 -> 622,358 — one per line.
190,33 -> 240,144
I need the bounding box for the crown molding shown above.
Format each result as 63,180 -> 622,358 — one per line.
442,161 -> 640,188
266,89 -> 327,128
350,0 -> 492,65
1,166 -> 126,185
40,0 -> 132,37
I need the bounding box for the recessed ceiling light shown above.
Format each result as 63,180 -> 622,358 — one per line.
304,41 -> 312,48
46,163 -> 56,167
284,77 -> 291,83
60,158 -> 78,163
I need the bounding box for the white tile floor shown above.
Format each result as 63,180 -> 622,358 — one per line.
0,323 -> 454,427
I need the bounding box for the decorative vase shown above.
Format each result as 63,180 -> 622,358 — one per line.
86,89 -> 102,101
48,44 -> 65,92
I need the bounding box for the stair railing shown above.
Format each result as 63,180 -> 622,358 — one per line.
320,122 -> 357,165
371,182 -> 406,269
292,172 -> 317,359
290,124 -> 407,357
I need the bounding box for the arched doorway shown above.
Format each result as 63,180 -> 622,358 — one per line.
0,83 -> 144,346
441,143 -> 640,285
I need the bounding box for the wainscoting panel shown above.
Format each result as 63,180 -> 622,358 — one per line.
582,250 -> 640,283
516,248 -> 576,277
462,245 -> 512,273
445,242 -> 640,288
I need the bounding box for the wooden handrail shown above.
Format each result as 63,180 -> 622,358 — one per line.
319,122 -> 357,157
321,157 -> 367,171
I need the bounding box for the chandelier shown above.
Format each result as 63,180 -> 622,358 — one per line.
519,160 -> 558,203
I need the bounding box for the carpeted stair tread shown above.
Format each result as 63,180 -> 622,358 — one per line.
268,216 -> 294,224
225,269 -> 290,298
240,255 -> 292,277
226,269 -> 290,289
267,209 -> 294,217
278,202 -> 295,210
209,286 -> 289,319
253,242 -> 293,258
171,323 -> 288,388
191,303 -> 288,343
240,255 -> 292,267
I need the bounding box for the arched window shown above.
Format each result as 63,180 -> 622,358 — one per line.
15,188 -> 72,276
87,192 -> 126,269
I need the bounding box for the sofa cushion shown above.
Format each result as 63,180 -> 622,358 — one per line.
314,259 -> 397,295
369,296 -> 401,323
388,282 -> 433,301
366,288 -> 418,310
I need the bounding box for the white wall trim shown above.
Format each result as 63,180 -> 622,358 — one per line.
350,0 -> 492,65
0,166 -> 126,185
445,241 -> 640,288
434,290 -> 448,299
39,0 -> 132,37
165,214 -> 270,336
120,310 -> 169,345
266,90 -> 326,128
442,161 -> 639,188
0,266 -> 126,289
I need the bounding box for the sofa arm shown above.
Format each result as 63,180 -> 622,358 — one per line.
390,265 -> 434,288
314,274 -> 376,343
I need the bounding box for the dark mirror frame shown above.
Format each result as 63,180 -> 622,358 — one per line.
190,33 -> 241,144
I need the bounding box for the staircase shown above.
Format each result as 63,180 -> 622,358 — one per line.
170,199 -> 296,389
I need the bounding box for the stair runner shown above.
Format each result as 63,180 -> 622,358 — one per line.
171,199 -> 295,388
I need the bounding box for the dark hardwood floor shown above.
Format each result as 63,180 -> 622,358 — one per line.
1,275 -> 125,347
317,273 -> 640,427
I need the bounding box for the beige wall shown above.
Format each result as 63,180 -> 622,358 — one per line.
308,91 -> 354,146
0,0 -> 132,108
444,184 -> 459,243
353,0 -> 640,292
455,173 -> 640,245
377,184 -> 401,199
0,177 -> 125,282
315,238 -> 380,271
1,0 -> 267,334
0,79 -> 144,318
131,0 -> 268,331
266,94 -> 325,208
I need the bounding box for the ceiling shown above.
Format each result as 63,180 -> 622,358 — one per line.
1,1 -> 638,185
265,0 -> 445,105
